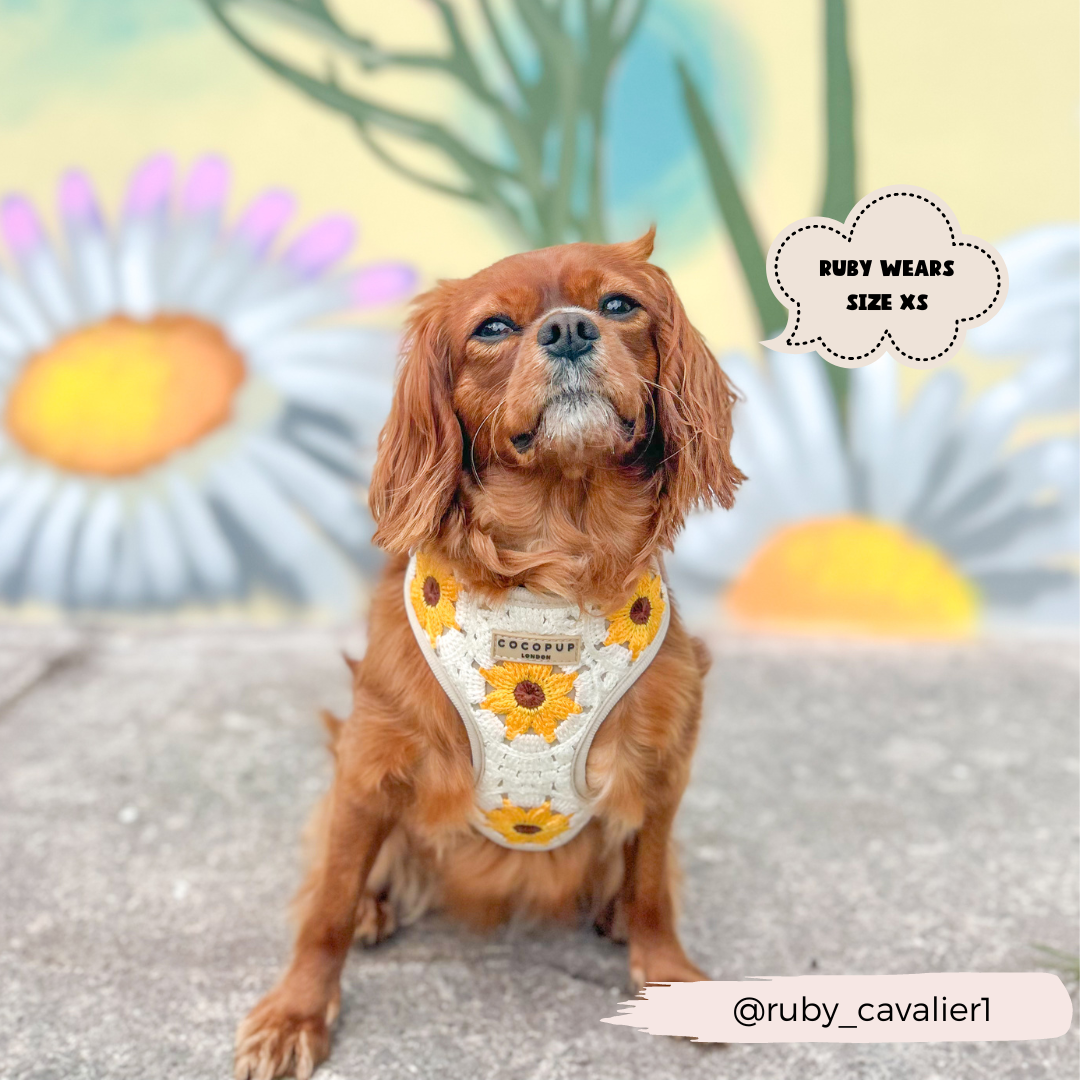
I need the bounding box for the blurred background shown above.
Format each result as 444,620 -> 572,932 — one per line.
0,0 -> 1075,637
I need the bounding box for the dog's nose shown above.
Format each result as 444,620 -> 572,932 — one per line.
537,311 -> 600,360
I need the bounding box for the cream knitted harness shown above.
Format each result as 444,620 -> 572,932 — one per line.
404,550 -> 670,850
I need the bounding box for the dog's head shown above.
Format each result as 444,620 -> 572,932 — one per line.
369,228 -> 742,559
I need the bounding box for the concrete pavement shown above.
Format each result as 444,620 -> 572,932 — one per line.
0,623 -> 1076,1079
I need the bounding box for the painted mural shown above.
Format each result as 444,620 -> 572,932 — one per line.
0,0 -> 1074,631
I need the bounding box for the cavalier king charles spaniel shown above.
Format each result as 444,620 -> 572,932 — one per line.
235,228 -> 743,1079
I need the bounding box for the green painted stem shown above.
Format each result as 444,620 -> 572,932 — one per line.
820,0 -> 858,424
677,60 -> 786,341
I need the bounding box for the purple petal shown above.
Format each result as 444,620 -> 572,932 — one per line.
235,189 -> 295,254
182,155 -> 229,215
1,196 -> 44,256
284,215 -> 356,276
124,153 -> 174,217
350,262 -> 418,307
58,170 -> 103,229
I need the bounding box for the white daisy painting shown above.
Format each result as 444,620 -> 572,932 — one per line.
0,153 -> 414,613
673,337 -> 1078,636
966,223 -> 1078,415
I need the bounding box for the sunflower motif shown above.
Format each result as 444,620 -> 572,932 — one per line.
409,551 -> 460,644
0,153 -> 417,611
483,798 -> 571,845
604,572 -> 665,659
478,661 -> 581,743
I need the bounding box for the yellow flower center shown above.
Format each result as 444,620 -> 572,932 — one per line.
726,516 -> 979,638
5,314 -> 245,476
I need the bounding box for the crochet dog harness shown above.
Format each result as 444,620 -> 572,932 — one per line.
404,550 -> 670,850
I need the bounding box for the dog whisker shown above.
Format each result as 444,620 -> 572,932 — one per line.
471,399 -> 508,493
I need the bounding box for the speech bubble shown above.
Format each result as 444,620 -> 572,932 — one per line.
762,186 -> 1008,369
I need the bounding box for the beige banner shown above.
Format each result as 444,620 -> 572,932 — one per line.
602,972 -> 1073,1043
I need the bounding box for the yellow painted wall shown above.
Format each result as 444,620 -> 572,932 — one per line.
0,0 -> 1075,356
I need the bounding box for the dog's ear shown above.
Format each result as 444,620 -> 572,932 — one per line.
369,286 -> 463,554
613,225 -> 656,263
646,264 -> 744,546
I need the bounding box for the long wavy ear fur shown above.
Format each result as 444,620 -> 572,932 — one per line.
645,264 -> 744,547
369,286 -> 462,553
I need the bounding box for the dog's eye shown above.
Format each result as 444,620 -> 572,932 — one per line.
599,294 -> 639,318
473,315 -> 518,339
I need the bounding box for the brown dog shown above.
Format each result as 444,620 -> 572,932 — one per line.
234,229 -> 742,1080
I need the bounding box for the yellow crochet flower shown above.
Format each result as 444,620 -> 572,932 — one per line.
478,661 -> 581,743
604,572 -> 664,659
483,798 -> 571,845
410,551 -> 460,645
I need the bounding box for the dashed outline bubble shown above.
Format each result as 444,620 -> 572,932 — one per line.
762,186 -> 1009,369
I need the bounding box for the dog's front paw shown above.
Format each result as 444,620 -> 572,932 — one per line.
628,941 -> 708,990
593,894 -> 629,944
353,891 -> 398,947
234,990 -> 332,1080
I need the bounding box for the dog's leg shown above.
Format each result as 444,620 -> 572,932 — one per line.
624,798 -> 707,988
592,843 -> 630,943
235,704 -> 413,1080
593,891 -> 629,943
355,826 -> 436,944
235,784 -> 393,1080
352,889 -> 398,947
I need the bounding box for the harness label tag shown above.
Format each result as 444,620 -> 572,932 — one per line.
491,631 -> 583,665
